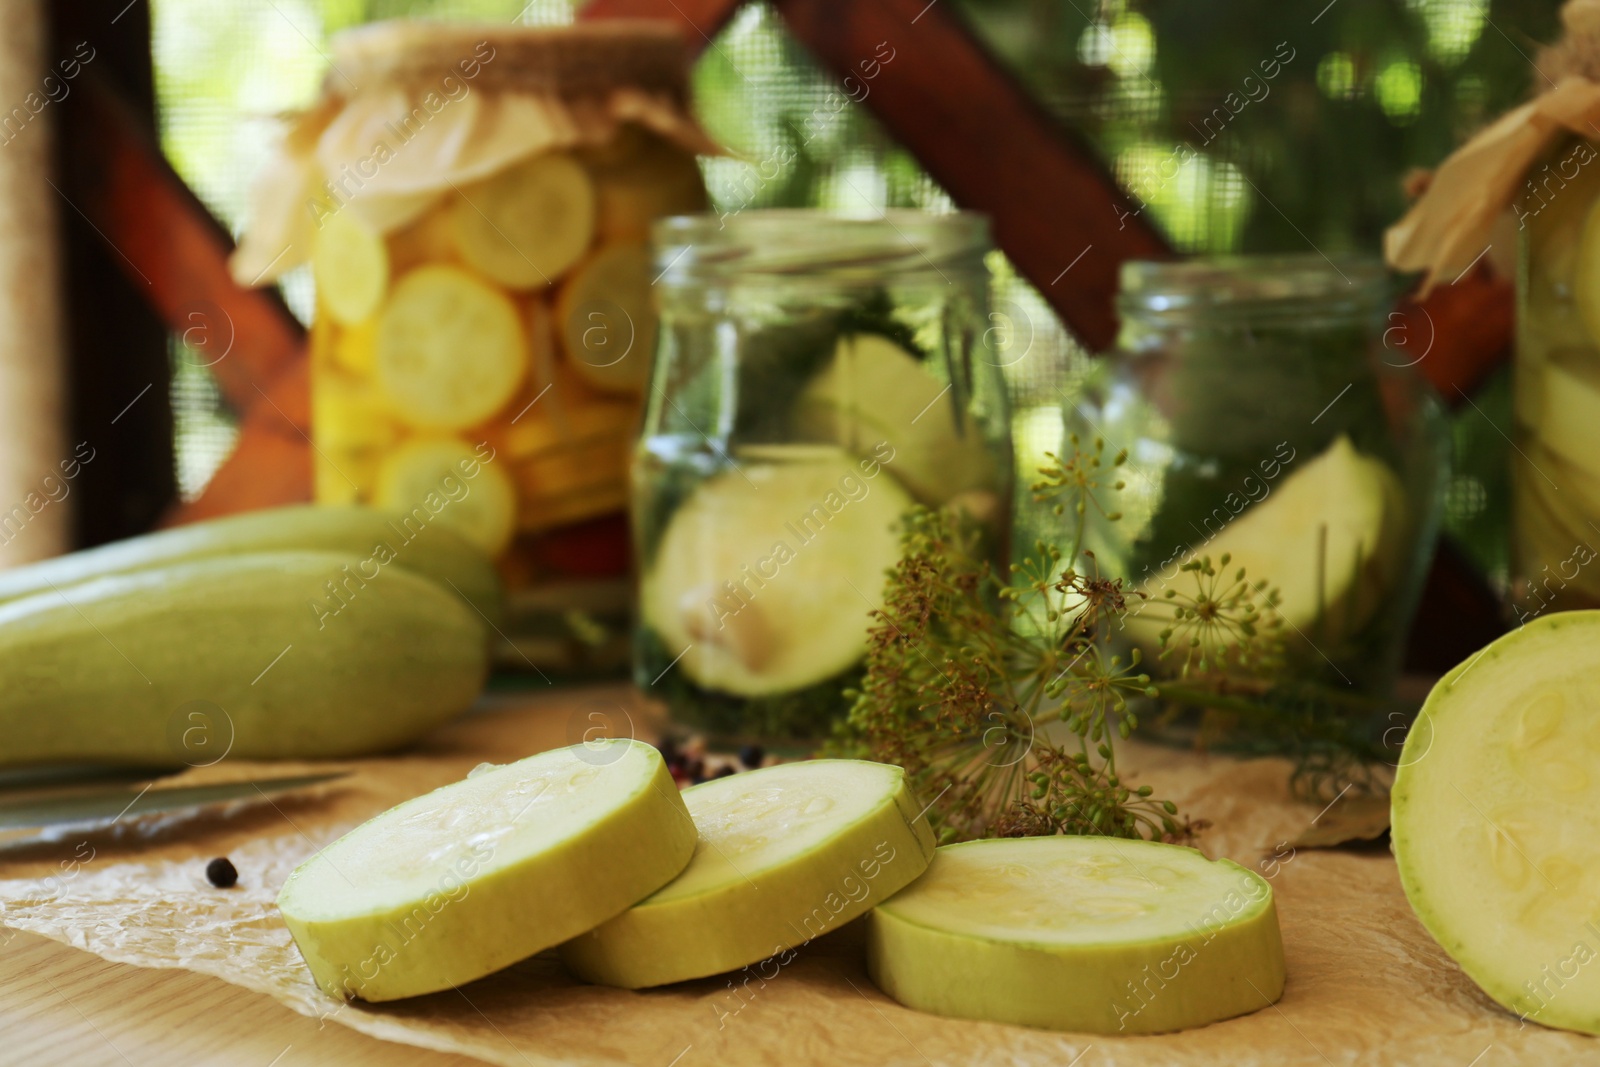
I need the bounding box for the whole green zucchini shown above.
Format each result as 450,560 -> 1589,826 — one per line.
0,504 -> 502,624
0,551 -> 487,767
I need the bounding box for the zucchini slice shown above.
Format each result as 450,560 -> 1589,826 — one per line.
561,759 -> 936,988
376,265 -> 528,430
639,445 -> 913,697
869,836 -> 1286,1034
312,211 -> 390,326
278,740 -> 695,1002
556,243 -> 657,394
451,152 -> 596,290
1393,612 -> 1600,1033
374,437 -> 518,556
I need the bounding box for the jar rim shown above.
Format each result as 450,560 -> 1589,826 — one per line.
652,209 -> 991,285
1117,254 -> 1392,317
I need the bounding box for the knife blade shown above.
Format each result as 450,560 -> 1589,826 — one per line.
0,771 -> 348,832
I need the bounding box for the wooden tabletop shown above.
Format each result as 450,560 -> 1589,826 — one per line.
0,928 -> 485,1066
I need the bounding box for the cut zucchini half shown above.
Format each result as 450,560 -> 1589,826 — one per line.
1126,435 -> 1402,646
556,243 -> 657,394
868,836 -> 1286,1034
639,445 -> 913,697
277,739 -> 696,1002
312,211 -> 390,326
1393,611 -> 1600,1034
795,333 -> 998,504
562,759 -> 935,988
375,438 -> 518,557
376,265 -> 528,430
451,152 -> 596,289
1575,195 -> 1600,349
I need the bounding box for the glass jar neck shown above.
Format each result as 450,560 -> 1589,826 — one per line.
1115,254 -> 1393,353
651,210 -> 991,295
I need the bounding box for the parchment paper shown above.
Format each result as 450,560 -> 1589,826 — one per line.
2,686 -> 1597,1066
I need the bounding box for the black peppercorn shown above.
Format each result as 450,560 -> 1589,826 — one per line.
738,744 -> 765,769
714,765 -> 738,779
206,857 -> 239,889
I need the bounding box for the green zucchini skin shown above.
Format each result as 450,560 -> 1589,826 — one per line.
0,505 -> 502,625
0,551 -> 487,767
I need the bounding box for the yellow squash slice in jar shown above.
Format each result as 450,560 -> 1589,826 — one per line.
580,129 -> 708,244
451,152 -> 596,290
387,206 -> 460,275
312,211 -> 390,326
375,437 -> 519,556
556,243 -> 657,394
332,319 -> 378,377
375,265 -> 528,430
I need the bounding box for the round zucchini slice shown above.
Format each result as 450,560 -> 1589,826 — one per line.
375,437 -> 518,556
561,759 -> 936,988
556,243 -> 657,394
277,740 -> 696,1002
451,151 -> 596,289
375,265 -> 528,430
1393,612 -> 1600,1033
639,445 -> 913,697
312,211 -> 390,326
869,836 -> 1286,1034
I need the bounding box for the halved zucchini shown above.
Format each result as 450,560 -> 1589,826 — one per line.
1393,612 -> 1600,1033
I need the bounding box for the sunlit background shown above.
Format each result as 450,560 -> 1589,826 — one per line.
152,0 -> 1556,585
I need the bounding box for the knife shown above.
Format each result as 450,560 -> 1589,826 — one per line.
0,771 -> 348,836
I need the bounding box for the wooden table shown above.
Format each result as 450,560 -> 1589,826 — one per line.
0,928 -> 482,1065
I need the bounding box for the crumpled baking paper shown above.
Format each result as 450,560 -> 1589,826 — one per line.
1,686 -> 1596,1066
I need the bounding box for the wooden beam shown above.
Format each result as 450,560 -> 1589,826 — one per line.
772,0 -> 1170,350
577,0 -> 745,45
71,76 -> 306,409
582,0 -> 1175,349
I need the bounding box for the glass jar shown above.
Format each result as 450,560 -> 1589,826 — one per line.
1514,135 -> 1600,615
232,21 -> 716,662
635,211 -> 1011,744
1070,255 -> 1448,746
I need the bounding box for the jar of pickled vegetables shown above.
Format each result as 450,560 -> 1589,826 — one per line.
635,211 -> 1012,743
1071,256 -> 1448,744
232,20 -> 717,648
1514,135 -> 1600,615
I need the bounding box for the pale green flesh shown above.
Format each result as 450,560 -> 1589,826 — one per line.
795,334 -> 998,505
869,837 -> 1285,1034
1126,435 -> 1402,644
0,551 -> 485,767
640,446 -> 913,696
1393,611 -> 1600,1034
560,759 -> 936,988
278,740 -> 695,1001
0,504 -> 502,623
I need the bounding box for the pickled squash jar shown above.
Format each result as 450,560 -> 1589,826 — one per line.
232,20 -> 717,639
1514,136 -> 1600,613
634,211 -> 1012,743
